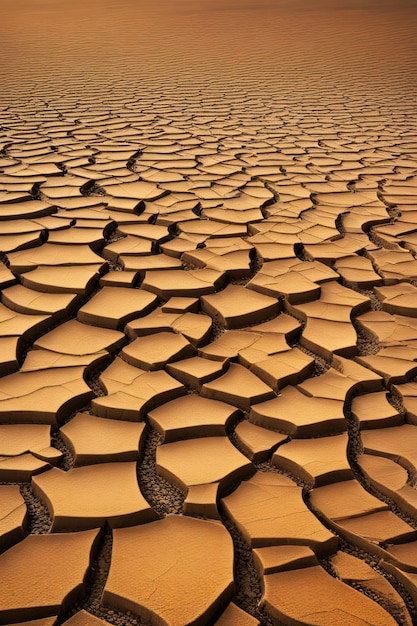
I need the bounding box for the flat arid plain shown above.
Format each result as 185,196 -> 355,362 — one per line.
1,0 -> 417,624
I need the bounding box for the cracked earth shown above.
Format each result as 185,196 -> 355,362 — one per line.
1,0 -> 417,624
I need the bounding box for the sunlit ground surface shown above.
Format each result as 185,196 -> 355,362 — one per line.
1,1 -> 417,624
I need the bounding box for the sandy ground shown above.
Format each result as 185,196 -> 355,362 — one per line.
1,1 -> 417,625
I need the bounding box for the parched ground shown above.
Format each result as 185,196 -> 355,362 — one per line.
1,1 -> 417,624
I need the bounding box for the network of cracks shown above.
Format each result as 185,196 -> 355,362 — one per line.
1,87 -> 417,625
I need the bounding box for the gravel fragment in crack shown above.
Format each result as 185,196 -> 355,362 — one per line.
31,181 -> 42,200
51,428 -> 75,471
105,232 -> 125,244
56,162 -> 68,174
126,149 -> 143,171
221,516 -> 276,626
359,288 -> 383,311
336,538 -> 417,625
81,180 -> 106,196
137,427 -> 185,516
292,341 -> 332,377
343,397 -> 365,462
59,528 -> 152,626
19,483 -> 52,534
208,313 -> 225,343
368,229 -> 400,250
255,461 -> 311,490
377,191 -> 401,220
0,251 -> 10,267
249,248 -> 263,277
387,390 -> 405,416
354,321 -> 381,356
84,369 -> 108,398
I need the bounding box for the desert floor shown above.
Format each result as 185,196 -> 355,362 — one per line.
1,1 -> 417,624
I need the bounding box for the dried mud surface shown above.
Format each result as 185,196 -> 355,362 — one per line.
1,1 -> 417,624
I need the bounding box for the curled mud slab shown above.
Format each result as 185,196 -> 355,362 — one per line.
1,0 -> 417,624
